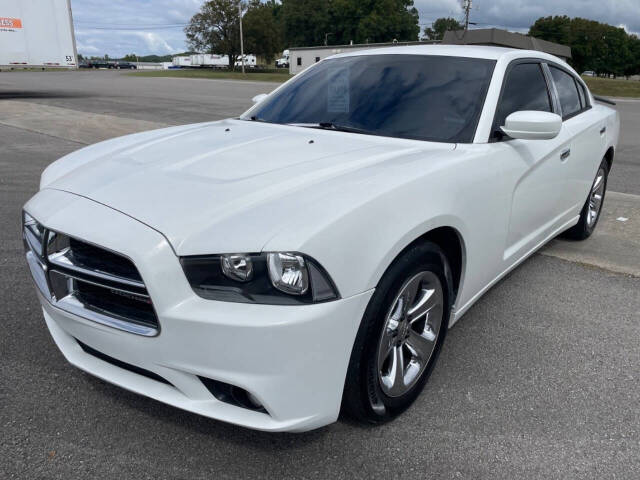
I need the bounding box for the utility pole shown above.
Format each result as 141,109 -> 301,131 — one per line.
239,2 -> 245,74
463,0 -> 472,31
324,32 -> 333,46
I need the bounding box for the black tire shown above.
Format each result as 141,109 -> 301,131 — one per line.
563,157 -> 609,240
341,241 -> 453,424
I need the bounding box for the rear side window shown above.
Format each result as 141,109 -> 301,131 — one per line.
494,63 -> 552,137
550,66 -> 582,118
576,80 -> 588,109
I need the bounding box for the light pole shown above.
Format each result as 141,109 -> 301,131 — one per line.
239,2 -> 245,74
324,32 -> 333,46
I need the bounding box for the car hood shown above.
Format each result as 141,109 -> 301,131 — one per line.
43,119 -> 456,255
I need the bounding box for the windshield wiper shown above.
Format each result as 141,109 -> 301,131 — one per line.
318,122 -> 377,136
290,122 -> 378,136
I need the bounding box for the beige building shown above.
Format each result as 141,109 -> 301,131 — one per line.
442,28 -> 571,61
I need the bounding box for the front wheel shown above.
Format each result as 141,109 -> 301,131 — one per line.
563,157 -> 609,240
342,242 -> 452,424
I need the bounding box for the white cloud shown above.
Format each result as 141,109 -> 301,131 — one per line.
136,32 -> 177,54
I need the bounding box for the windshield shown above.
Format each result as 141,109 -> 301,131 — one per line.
244,54 -> 496,143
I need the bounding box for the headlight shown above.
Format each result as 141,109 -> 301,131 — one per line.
23,211 -> 46,257
180,252 -> 339,305
221,254 -> 254,282
267,252 -> 309,295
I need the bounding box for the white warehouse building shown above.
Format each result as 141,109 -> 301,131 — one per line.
288,41 -> 431,75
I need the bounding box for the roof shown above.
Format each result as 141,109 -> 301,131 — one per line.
442,29 -> 571,59
327,44 -> 564,62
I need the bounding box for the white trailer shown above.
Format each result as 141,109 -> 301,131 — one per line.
190,53 -> 229,69
172,56 -> 192,68
210,54 -> 229,69
0,0 -> 77,68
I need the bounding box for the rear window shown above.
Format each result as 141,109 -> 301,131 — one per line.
245,54 -> 496,143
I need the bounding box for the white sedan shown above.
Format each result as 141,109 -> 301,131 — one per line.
23,45 -> 619,432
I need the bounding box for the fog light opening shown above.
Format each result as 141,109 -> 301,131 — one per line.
246,391 -> 263,410
198,376 -> 268,415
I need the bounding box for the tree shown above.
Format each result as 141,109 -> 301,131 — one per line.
529,16 -> 571,46
625,35 -> 640,79
529,16 -> 639,77
243,0 -> 284,64
279,0 -> 419,47
281,0 -> 330,47
424,17 -> 462,41
353,0 -> 420,44
185,0 -> 242,69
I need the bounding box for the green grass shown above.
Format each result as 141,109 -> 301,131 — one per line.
128,69 -> 291,83
583,76 -> 640,98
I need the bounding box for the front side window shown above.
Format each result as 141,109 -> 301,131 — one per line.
550,66 -> 582,118
493,63 -> 552,138
245,54 -> 496,143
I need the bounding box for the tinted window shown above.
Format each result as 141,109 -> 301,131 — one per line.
550,66 -> 582,118
576,80 -> 588,108
245,55 -> 496,143
494,63 -> 551,136
297,57 -> 302,66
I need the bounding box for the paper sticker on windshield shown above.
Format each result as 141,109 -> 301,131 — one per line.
327,67 -> 349,113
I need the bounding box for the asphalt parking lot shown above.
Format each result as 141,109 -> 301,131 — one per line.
1,71 -> 639,479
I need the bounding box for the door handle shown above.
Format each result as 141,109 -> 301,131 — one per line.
560,148 -> 571,161
600,126 -> 607,135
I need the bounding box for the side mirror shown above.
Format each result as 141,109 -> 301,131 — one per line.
501,111 -> 562,140
252,93 -> 268,104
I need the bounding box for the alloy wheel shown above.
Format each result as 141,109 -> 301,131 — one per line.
377,271 -> 444,398
587,167 -> 606,227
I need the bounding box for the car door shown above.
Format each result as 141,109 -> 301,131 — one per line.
492,61 -> 573,263
547,65 -> 607,216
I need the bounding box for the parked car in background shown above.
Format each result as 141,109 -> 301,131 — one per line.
79,60 -> 111,69
582,70 -> 596,77
23,45 -> 619,432
112,61 -> 137,70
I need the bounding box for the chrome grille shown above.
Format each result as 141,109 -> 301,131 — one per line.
23,212 -> 159,336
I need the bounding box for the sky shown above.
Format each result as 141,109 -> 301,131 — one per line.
71,0 -> 640,58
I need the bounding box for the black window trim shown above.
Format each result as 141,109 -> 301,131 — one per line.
490,58 -> 557,142
545,61 -> 592,121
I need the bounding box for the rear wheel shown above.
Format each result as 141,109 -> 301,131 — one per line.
342,242 -> 452,423
564,157 -> 609,240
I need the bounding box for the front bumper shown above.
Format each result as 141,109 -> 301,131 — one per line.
25,189 -> 373,432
